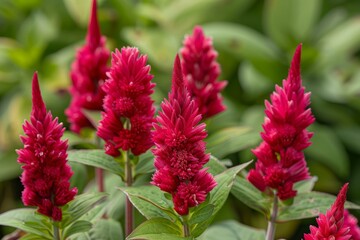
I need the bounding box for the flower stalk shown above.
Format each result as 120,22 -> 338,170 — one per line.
182,215 -> 190,237
266,194 -> 278,240
53,223 -> 60,240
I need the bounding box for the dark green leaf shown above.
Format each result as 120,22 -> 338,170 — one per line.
206,126 -> 259,159
277,191 -> 360,222
199,220 -> 265,240
67,150 -> 124,178
89,218 -> 123,240
63,220 -> 92,239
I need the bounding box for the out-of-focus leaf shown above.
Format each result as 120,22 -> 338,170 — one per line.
68,161 -> 88,193
306,124 -> 349,178
335,126 -> 360,154
0,209 -> 52,239
122,28 -> 180,71
89,218 -> 123,240
316,17 -> 360,70
134,150 -> 154,178
277,191 -> 360,222
264,0 -> 321,49
199,220 -> 265,240
127,218 -> 184,240
206,126 -> 259,159
62,220 -> 92,239
63,0 -> 92,26
67,149 -> 124,178
203,23 -> 284,81
0,151 -> 21,181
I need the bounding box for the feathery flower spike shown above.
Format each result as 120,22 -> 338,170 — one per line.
304,183 -> 351,240
97,47 -> 155,157
65,0 -> 110,133
343,210 -> 360,240
17,73 -> 77,221
180,26 -> 227,119
247,44 -> 315,200
151,55 -> 216,215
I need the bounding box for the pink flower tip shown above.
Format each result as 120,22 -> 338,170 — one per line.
87,0 -> 101,49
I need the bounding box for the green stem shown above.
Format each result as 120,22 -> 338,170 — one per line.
266,194 -> 278,240
95,136 -> 105,193
125,149 -> 134,237
53,223 -> 60,240
182,215 -> 190,237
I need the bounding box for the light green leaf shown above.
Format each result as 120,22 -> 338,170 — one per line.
89,218 -> 123,240
127,234 -> 192,240
199,220 -> 265,240
231,177 -> 272,216
63,0 -> 91,26
67,150 -> 124,178
62,220 -> 92,239
306,124 -> 349,178
120,185 -> 175,220
0,209 -> 52,239
206,126 -> 259,159
204,156 -> 227,176
188,204 -> 214,225
61,192 -> 108,228
134,150 -> 154,178
127,218 -> 183,240
294,176 -> 318,193
277,191 -> 360,222
264,0 -> 321,49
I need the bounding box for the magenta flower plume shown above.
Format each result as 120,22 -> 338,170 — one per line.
97,47 -> 155,157
343,210 -> 360,240
65,0 -> 110,133
180,26 -> 227,119
304,183 -> 351,240
247,44 -> 315,200
151,56 -> 217,215
17,73 -> 77,221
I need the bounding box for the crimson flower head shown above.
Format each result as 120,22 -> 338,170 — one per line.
343,210 -> 360,240
17,73 -> 77,221
65,0 -> 110,133
304,183 -> 351,240
247,44 -> 315,200
97,47 -> 155,157
151,56 -> 217,215
180,26 -> 227,119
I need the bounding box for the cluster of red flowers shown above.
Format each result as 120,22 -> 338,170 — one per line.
97,47 -> 155,157
65,0 -> 110,133
247,45 -> 315,200
180,26 -> 227,119
304,183 -> 360,240
151,56 -> 217,215
17,73 -> 77,221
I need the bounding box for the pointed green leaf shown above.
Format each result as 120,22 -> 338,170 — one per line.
206,126 -> 259,158
63,220 -> 92,239
188,204 -> 214,225
199,220 -> 265,240
0,209 -> 52,239
127,218 -> 183,240
203,156 -> 227,176
67,150 -> 124,178
294,176 -> 318,193
89,218 -> 123,240
134,150 -> 154,178
277,191 -> 360,222
120,185 -> 175,220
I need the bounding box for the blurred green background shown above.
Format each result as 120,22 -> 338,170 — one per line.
1,0 -> 360,238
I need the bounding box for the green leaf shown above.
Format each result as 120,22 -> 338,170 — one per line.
264,0 -> 321,49
61,192 -> 108,228
199,220 -> 265,240
277,191 -> 360,222
62,220 -> 92,239
67,150 -> 124,178
306,124 -> 349,178
188,204 -> 214,225
120,185 -> 175,220
82,109 -> 102,130
191,162 -> 252,237
0,209 -> 52,239
202,23 -> 283,80
127,234 -> 192,240
63,0 -> 91,26
89,218 -> 123,240
204,156 -> 227,176
294,176 -> 318,194
206,126 -> 260,159
0,150 -> 21,181
134,150 -> 154,178
231,176 -> 272,216
68,161 -> 88,193
127,218 -> 184,240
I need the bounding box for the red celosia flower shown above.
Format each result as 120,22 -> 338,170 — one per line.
180,26 -> 227,119
151,55 -> 217,215
304,183 -> 351,240
97,47 -> 155,157
344,210 -> 360,240
65,0 -> 110,133
247,44 -> 315,200
17,73 -> 77,221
